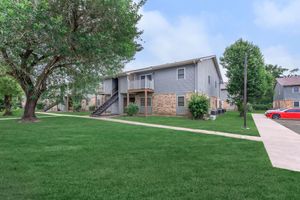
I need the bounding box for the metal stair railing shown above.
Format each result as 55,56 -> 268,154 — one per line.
91,89 -> 118,116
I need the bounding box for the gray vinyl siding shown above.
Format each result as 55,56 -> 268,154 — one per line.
103,58 -> 222,115
118,94 -> 124,114
220,89 -> 228,101
153,64 -> 196,94
118,76 -> 128,94
197,59 -> 220,98
103,79 -> 112,95
273,83 -> 284,100
283,86 -> 300,100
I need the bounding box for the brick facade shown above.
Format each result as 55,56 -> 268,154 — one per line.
273,100 -> 294,109
152,93 -> 177,115
210,96 -> 218,110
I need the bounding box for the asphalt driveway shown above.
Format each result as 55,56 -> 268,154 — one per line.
275,119 -> 300,134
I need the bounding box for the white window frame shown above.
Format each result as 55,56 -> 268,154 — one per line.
294,101 -> 300,108
292,86 -> 300,93
177,96 -> 185,107
177,68 -> 185,80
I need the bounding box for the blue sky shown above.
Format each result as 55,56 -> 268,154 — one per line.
126,0 -> 300,78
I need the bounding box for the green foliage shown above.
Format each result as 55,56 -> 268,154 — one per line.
89,106 -> 96,112
0,0 -> 145,119
265,64 -> 288,78
125,103 -> 139,116
71,95 -> 82,112
0,98 -> 4,111
188,93 -> 209,119
252,103 -> 272,111
259,64 -> 288,105
0,76 -> 22,97
0,76 -> 23,115
36,102 -> 45,110
220,39 -> 268,115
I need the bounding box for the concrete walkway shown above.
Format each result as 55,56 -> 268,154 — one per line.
252,114 -> 300,172
37,112 -> 262,142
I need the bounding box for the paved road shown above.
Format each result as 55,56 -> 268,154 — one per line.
275,120 -> 300,134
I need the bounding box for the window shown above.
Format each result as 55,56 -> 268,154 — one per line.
177,68 -> 185,80
208,76 -> 211,84
293,87 -> 299,93
294,101 -> 300,108
140,97 -> 152,106
177,96 -> 185,107
215,81 -> 217,88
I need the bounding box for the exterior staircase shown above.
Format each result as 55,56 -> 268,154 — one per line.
91,90 -> 118,116
43,101 -> 58,112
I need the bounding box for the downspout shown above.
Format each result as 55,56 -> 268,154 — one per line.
194,60 -> 198,93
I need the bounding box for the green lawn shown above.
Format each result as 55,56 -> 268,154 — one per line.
0,109 -> 24,118
48,111 -> 91,116
117,111 -> 259,136
0,109 -> 52,119
0,116 -> 300,199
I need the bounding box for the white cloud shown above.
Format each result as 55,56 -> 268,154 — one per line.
126,9 -> 225,71
254,0 -> 300,30
263,45 -> 300,70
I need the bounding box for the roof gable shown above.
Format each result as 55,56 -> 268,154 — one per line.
112,55 -> 223,82
276,76 -> 300,86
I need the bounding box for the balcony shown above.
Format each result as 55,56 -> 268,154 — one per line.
128,79 -> 154,92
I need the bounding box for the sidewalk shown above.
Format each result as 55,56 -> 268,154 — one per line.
252,114 -> 300,172
37,112 -> 262,142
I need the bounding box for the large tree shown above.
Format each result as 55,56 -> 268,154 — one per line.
220,39 -> 268,115
0,76 -> 23,116
0,0 -> 144,121
265,64 -> 288,78
260,64 -> 288,104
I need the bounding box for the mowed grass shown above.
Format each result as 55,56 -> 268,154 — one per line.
117,111 -> 259,136
48,111 -> 91,116
0,109 -> 50,119
0,109 -> 24,118
1,116 -> 300,199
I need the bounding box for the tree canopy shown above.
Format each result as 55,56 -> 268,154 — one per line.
220,39 -> 268,114
0,0 -> 144,121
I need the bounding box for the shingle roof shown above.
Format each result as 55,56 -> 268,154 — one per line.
106,55 -> 223,82
276,76 -> 300,86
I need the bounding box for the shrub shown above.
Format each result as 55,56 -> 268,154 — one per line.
125,103 -> 139,116
253,103 -> 272,111
89,106 -> 96,111
36,102 -> 45,110
188,93 -> 209,119
72,102 -> 82,112
238,102 -> 254,115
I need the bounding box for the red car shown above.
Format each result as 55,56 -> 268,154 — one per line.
265,108 -> 300,119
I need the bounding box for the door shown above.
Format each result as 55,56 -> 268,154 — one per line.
146,74 -> 152,88
140,75 -> 146,88
140,74 -> 152,89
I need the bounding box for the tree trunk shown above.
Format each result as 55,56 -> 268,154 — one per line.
3,95 -> 12,116
22,95 -> 39,122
